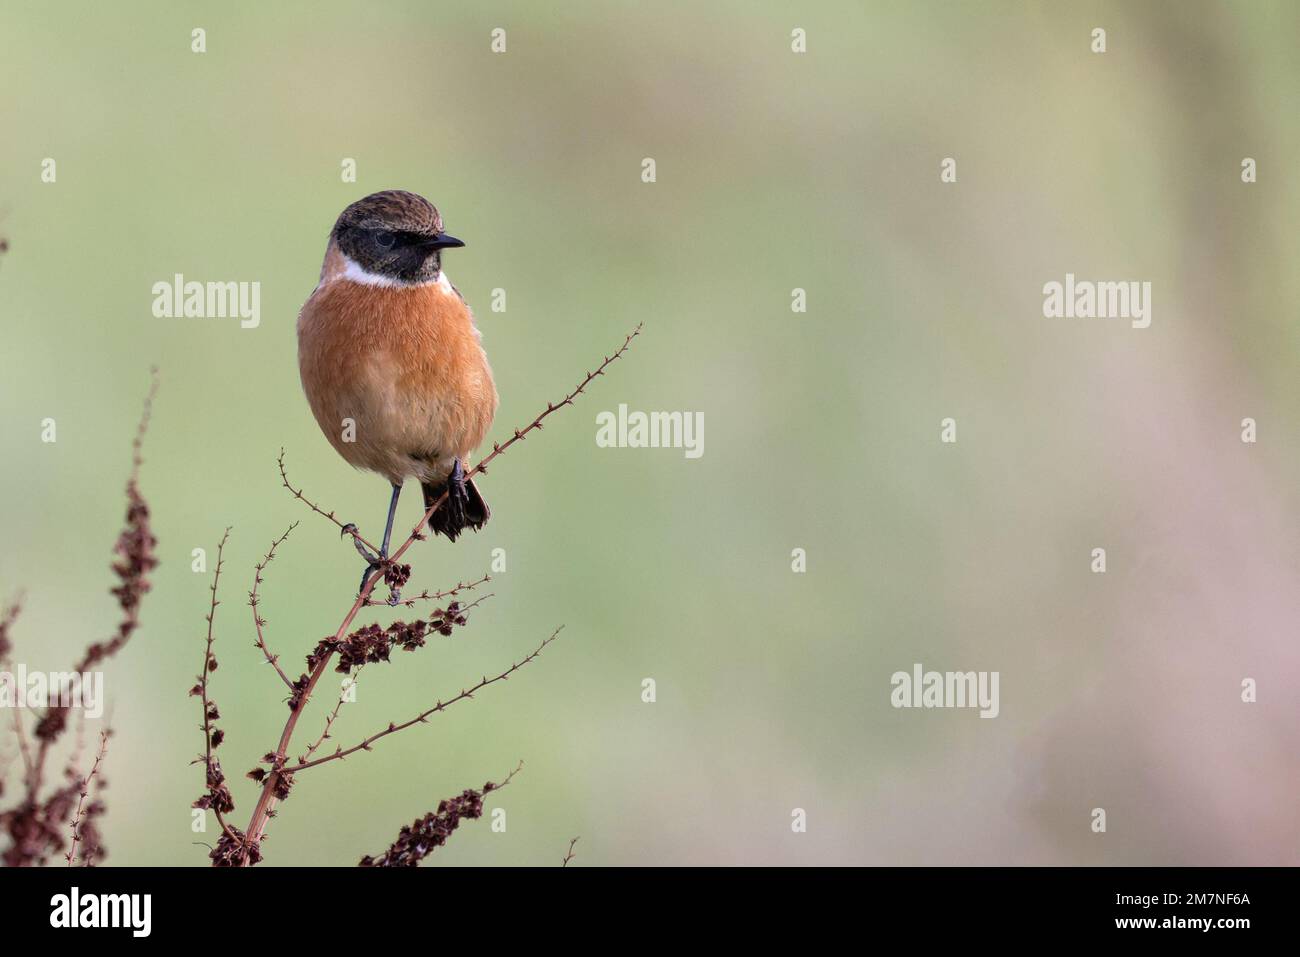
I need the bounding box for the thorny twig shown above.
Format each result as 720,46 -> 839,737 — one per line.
381,324 -> 644,593
8,703 -> 33,785
191,530 -> 239,844
249,523 -> 299,690
297,593 -> 494,765
0,596 -> 24,790
298,676 -> 355,767
279,451 -> 380,556
65,730 -> 110,866
562,836 -> 580,867
0,593 -> 21,662
59,712 -> 89,796
362,572 -> 490,609
286,627 -> 560,773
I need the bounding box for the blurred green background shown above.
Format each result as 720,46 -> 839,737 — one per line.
2,1 -> 1298,866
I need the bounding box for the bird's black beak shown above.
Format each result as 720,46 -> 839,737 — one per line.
421,232 -> 465,250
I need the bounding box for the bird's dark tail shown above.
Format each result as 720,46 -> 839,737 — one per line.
422,474 -> 489,542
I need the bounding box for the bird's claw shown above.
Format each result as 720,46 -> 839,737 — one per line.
342,523 -> 379,564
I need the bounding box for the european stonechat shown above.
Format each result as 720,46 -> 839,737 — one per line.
297,190 -> 498,594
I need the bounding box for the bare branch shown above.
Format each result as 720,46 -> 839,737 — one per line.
192,529 -> 239,844
249,523 -> 298,689
361,572 -> 490,609
65,730 -> 110,866
278,450 -> 379,555
8,705 -> 33,785
392,324 -> 644,563
287,627 -> 562,773
562,836 -> 580,867
0,371 -> 158,867
472,324 -> 642,479
0,592 -> 22,662
297,594 -> 493,763
0,595 -> 30,785
298,676 -> 354,767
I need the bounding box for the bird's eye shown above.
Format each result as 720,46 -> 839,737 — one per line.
375,230 -> 395,249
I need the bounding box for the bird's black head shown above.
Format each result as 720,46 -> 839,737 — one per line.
331,190 -> 464,284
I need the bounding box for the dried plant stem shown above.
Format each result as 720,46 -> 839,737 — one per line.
240,585 -> 375,860
0,593 -> 22,658
199,530 -> 239,844
299,593 -> 493,764
240,326 -> 639,864
249,523 -> 299,690
0,372 -> 158,867
0,599 -> 25,785
0,746 -> 14,795
61,712 -> 88,785
359,761 -> 524,867
362,572 -> 490,609
286,626 -> 561,773
27,368 -> 159,804
65,730 -> 110,866
279,451 -> 379,556
8,707 -> 33,783
377,324 -> 644,595
299,677 -> 353,766
562,836 -> 580,867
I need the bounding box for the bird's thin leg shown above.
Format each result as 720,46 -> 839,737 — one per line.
380,483 -> 401,559
356,483 -> 404,601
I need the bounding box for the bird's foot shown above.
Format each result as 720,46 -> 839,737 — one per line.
341,523 -> 379,564
343,524 -> 396,603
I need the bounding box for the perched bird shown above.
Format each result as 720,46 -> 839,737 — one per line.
297,190 -> 498,595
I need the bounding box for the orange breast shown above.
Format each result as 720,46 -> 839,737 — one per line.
297,254 -> 498,485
